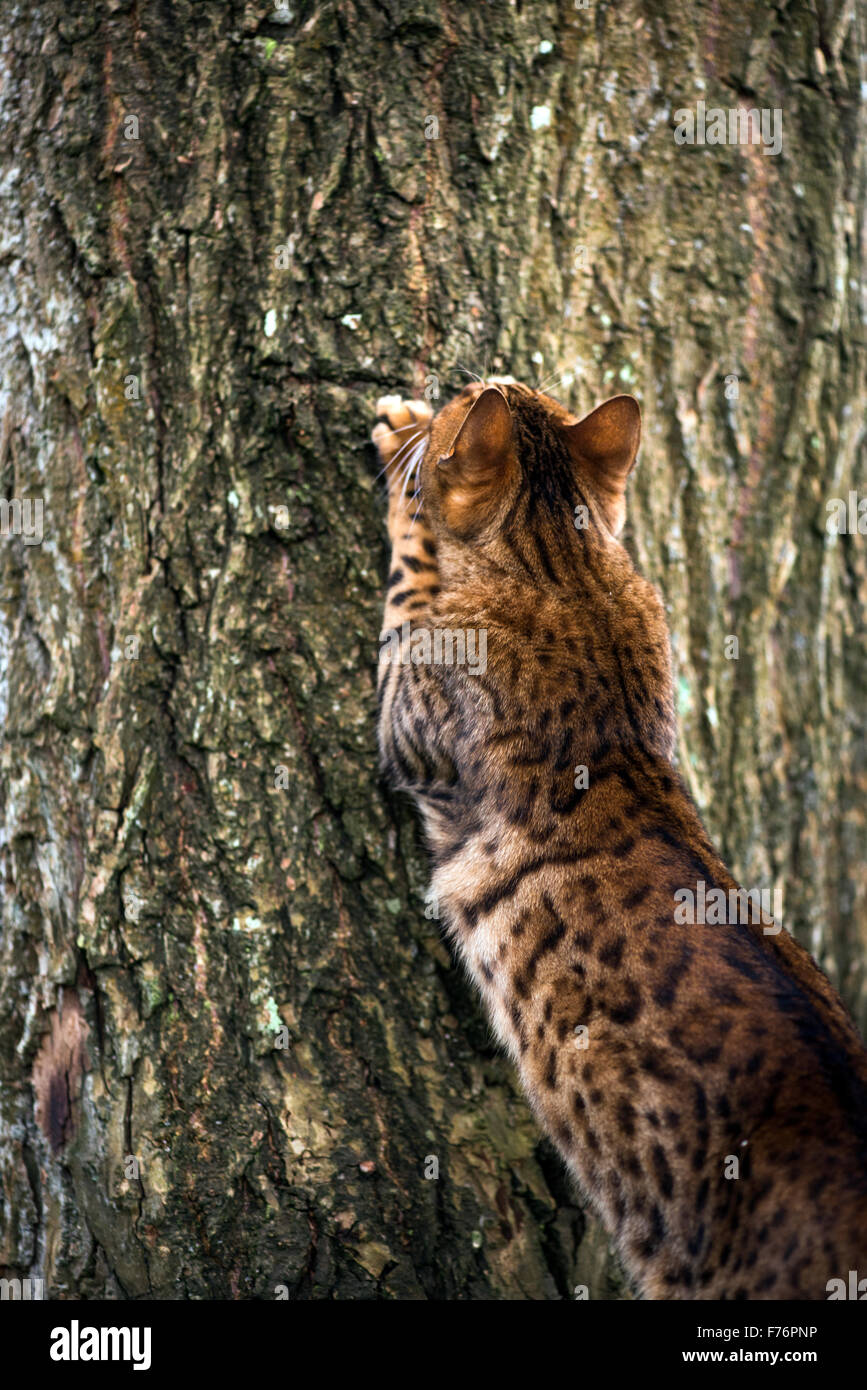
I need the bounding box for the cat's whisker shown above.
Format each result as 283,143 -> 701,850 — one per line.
398,439 -> 425,508
373,423 -> 428,475
404,467 -> 427,533
379,421 -> 427,439
400,451 -> 417,492
372,413 -> 434,478
378,430 -> 426,483
454,363 -> 483,384
537,367 -> 569,396
408,490 -> 425,533
401,437 -> 424,479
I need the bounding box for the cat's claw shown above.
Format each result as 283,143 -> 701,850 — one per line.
371,396 -> 433,476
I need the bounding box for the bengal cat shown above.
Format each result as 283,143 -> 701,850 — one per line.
372,380 -> 867,1300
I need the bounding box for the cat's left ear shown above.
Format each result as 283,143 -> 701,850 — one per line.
435,386 -> 518,538
562,395 -> 640,535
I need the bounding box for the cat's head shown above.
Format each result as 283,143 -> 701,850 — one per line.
419,379 -> 674,755
421,379 -> 640,549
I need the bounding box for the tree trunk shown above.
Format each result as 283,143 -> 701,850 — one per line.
0,0 -> 864,1300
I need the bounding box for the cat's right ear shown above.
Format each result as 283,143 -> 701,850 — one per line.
562,395 -> 641,535
435,387 -> 518,537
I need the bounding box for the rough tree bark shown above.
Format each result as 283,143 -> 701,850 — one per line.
0,0 -> 865,1300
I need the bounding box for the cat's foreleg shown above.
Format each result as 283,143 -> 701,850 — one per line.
372,396 -> 449,791
372,396 -> 439,637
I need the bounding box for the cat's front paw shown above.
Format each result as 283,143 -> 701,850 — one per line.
372,396 -> 433,495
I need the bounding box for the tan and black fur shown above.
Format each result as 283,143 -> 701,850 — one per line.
373,380 -> 867,1300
